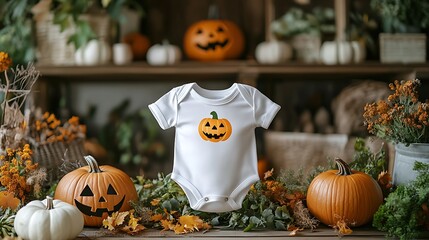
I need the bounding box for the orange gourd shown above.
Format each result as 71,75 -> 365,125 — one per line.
183,19 -> 244,61
306,158 -> 383,227
122,32 -> 151,60
198,111 -> 232,142
54,155 -> 137,227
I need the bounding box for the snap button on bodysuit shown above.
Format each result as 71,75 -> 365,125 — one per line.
204,197 -> 209,201
225,197 -> 229,201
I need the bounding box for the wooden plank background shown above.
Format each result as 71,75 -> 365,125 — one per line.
141,0 -> 338,60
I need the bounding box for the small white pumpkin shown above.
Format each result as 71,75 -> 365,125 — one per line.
147,40 -> 181,65
255,40 -> 292,64
75,39 -> 111,66
14,196 -> 84,240
319,41 -> 353,65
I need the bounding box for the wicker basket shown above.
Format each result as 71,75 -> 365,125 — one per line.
379,33 -> 427,63
35,13 -> 111,66
32,140 -> 87,183
35,14 -> 75,66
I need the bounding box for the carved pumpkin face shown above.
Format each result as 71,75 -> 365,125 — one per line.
54,156 -> 138,227
198,111 -> 232,142
184,20 -> 245,61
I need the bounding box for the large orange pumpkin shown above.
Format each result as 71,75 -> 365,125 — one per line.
183,19 -> 245,61
198,111 -> 232,142
306,158 -> 383,227
54,155 -> 138,227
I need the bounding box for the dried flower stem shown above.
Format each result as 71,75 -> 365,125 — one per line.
0,63 -> 39,126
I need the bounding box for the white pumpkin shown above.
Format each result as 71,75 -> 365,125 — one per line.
255,40 -> 292,64
14,196 -> 84,240
319,41 -> 365,65
75,39 -> 111,65
147,40 -> 181,65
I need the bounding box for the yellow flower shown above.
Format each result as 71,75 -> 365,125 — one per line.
0,52 -> 12,72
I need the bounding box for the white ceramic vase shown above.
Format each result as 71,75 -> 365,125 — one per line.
393,143 -> 429,185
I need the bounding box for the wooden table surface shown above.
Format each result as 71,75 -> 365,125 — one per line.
76,227 -> 390,239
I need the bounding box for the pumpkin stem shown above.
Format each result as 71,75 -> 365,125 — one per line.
84,155 -> 102,173
335,158 -> 352,176
46,196 -> 54,210
208,4 -> 220,19
210,111 -> 219,119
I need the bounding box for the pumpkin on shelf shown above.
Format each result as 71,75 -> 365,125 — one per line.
306,158 -> 383,227
14,196 -> 84,240
122,32 -> 151,61
183,5 -> 244,61
54,155 -> 138,227
74,39 -> 111,66
198,111 -> 232,142
147,40 -> 182,65
255,40 -> 292,64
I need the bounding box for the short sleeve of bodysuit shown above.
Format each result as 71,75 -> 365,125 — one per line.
252,87 -> 280,129
148,87 -> 178,129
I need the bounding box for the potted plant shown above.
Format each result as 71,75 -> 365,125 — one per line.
370,0 -> 429,63
363,79 -> 429,185
270,7 -> 335,63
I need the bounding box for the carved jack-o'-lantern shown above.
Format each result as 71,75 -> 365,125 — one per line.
183,20 -> 245,61
198,111 -> 232,142
54,155 -> 138,227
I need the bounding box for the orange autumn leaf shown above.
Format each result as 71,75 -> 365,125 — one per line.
121,224 -> 146,235
103,210 -> 146,235
179,215 -> 205,231
102,211 -> 129,231
150,198 -> 161,206
150,213 -> 164,222
160,219 -> 176,231
332,218 -> 353,237
0,191 -> 20,210
173,224 -> 187,234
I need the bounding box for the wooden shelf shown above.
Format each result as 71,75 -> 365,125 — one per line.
77,227 -> 390,239
36,61 -> 429,83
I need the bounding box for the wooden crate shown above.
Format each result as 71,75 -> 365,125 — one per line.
379,33 -> 427,63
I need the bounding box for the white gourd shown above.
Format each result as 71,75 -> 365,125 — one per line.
147,40 -> 181,65
255,40 -> 292,64
14,196 -> 84,240
319,41 -> 365,65
75,39 -> 111,65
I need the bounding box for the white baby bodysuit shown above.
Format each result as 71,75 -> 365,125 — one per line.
148,82 -> 280,212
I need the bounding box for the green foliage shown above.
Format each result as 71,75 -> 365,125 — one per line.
99,100 -> 167,174
0,208 -> 16,238
371,0 -> 429,33
0,0 -> 37,64
220,182 -> 293,231
271,7 -> 335,38
349,138 -> 386,180
373,162 -> 429,240
133,173 -> 295,231
135,173 -> 188,214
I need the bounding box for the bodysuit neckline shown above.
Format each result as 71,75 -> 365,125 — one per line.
190,83 -> 239,105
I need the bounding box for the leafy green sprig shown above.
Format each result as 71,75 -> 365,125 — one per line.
373,162 -> 429,240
